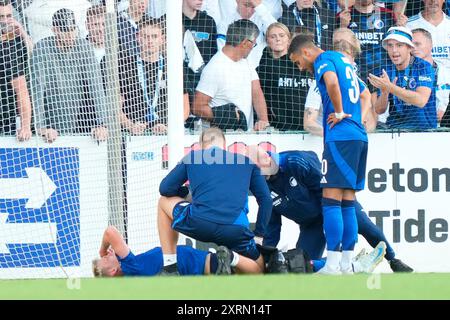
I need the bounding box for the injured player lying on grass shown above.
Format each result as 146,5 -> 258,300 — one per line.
92,226 -> 386,277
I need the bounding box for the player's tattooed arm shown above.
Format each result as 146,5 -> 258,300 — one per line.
304,108 -> 323,136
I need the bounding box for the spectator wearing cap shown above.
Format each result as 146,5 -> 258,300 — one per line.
30,8 -> 108,143
368,26 -> 437,130
23,0 -> 92,45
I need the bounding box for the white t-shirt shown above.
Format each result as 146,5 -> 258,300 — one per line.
196,50 -> 259,130
216,3 -> 277,68
407,13 -> 450,111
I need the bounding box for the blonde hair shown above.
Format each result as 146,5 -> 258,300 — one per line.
199,127 -> 225,148
266,22 -> 291,42
333,28 -> 361,58
92,259 -> 103,277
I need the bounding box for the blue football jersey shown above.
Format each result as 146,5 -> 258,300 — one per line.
382,57 -> 437,129
314,51 -> 368,142
118,245 -> 208,276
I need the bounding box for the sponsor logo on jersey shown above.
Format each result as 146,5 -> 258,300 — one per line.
349,22 -> 358,28
289,177 -> 298,187
320,176 -> 327,184
418,76 -> 432,82
270,191 -> 279,199
354,32 -> 385,45
317,63 -> 328,75
192,31 -> 210,42
373,19 -> 385,30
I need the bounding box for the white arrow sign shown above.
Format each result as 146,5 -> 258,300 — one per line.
0,213 -> 58,254
0,167 -> 57,209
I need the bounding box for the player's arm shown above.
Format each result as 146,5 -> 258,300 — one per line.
192,91 -> 214,121
250,0 -> 277,32
389,86 -> 431,108
99,226 -> 130,259
159,160 -> 189,198
323,71 -> 351,128
249,166 -> 273,238
323,71 -> 344,113
262,210 -> 282,248
369,69 -> 432,109
252,79 -> 270,131
304,108 -> 323,136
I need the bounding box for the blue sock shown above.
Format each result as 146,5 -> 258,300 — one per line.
322,198 -> 343,252
342,200 -> 358,251
312,258 -> 326,272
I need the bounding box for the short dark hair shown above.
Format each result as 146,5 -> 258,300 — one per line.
288,33 -> 316,57
87,5 -> 106,19
0,0 -> 11,6
138,15 -> 164,33
412,28 -> 433,43
226,19 -> 259,47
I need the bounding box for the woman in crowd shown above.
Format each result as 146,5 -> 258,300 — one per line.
257,22 -> 314,131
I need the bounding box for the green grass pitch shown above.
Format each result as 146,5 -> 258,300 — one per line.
1,273 -> 450,299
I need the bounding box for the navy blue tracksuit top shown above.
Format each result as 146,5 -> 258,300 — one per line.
159,147 -> 273,237
264,150 -> 323,244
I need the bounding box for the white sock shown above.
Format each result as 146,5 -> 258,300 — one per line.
163,254 -> 177,266
230,252 -> 239,267
325,251 -> 341,271
341,250 -> 354,272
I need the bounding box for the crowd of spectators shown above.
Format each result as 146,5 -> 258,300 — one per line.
1,0 -> 449,143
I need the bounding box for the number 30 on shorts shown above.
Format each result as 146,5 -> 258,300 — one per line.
321,159 -> 328,175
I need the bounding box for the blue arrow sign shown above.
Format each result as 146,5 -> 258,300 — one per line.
0,148 -> 80,268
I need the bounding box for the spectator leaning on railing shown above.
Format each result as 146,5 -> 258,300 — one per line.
369,26 -> 437,130
193,19 -> 270,131
0,0 -> 32,141
118,16 -> 168,135
411,28 -> 445,124
257,23 -> 314,131
30,8 -> 108,143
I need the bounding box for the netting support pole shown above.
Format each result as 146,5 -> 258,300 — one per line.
105,0 -> 125,235
166,0 -> 185,169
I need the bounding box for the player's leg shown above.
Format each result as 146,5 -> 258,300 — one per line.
157,196 -> 187,274
321,187 -> 344,274
218,225 -> 265,273
296,218 -> 326,260
355,202 -> 413,272
356,201 -> 395,260
341,190 -> 358,274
